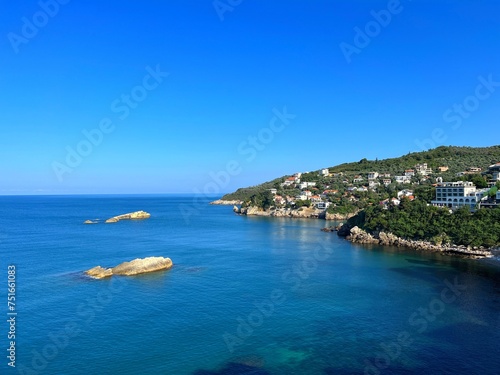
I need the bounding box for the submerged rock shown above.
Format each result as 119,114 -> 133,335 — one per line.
85,266 -> 113,279
85,256 -> 173,279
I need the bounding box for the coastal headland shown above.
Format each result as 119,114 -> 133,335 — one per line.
215,145 -> 500,259
336,224 -> 494,259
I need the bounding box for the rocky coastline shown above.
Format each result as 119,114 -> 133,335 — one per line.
232,205 -> 358,221
210,199 -> 243,205
335,224 -> 494,259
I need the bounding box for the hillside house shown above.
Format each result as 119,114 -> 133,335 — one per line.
353,176 -> 364,183
415,163 -> 433,176
397,189 -> 414,198
404,169 -> 415,177
315,201 -> 331,209
467,167 -> 482,173
299,182 -> 316,189
395,175 -> 411,183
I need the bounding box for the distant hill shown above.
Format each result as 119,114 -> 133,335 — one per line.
222,145 -> 500,201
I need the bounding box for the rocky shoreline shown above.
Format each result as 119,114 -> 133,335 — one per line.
335,225 -> 494,259
232,205 -> 357,221
216,202 -> 497,259
210,199 -> 243,205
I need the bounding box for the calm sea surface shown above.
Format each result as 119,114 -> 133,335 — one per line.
0,195 -> 499,375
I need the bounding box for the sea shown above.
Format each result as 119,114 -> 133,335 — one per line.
0,195 -> 499,375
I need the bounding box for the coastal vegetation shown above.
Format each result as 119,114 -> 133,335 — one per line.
346,198 -> 500,248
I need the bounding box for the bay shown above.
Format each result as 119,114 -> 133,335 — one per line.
0,195 -> 499,374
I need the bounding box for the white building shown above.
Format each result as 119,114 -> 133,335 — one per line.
321,168 -> 330,177
299,181 -> 316,189
397,189 -> 414,198
282,176 -> 298,186
431,181 -> 479,210
415,163 -> 433,176
391,198 -> 401,206
404,169 -> 415,177
315,201 -> 331,209
395,175 -> 411,184
367,172 -> 379,180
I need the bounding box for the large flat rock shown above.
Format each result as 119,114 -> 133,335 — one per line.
85,256 -> 173,279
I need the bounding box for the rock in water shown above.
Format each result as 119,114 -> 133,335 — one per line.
105,210 -> 151,223
85,266 -> 113,279
85,257 -> 173,279
112,257 -> 173,276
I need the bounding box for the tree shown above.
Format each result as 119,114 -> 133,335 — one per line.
469,174 -> 488,188
488,186 -> 498,199
414,185 -> 435,203
295,199 -> 311,208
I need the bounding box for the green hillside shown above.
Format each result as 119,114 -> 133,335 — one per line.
222,145 -> 500,202
328,145 -> 500,176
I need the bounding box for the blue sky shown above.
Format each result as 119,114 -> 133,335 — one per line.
1,0 -> 500,195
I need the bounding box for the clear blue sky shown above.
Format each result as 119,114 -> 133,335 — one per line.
1,0 -> 500,195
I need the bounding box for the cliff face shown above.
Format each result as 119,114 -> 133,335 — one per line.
236,206 -> 325,219
210,199 -> 243,205
85,256 -> 173,279
233,205 -> 358,221
325,211 -> 359,221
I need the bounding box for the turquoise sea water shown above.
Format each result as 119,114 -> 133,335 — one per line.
0,195 -> 499,375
